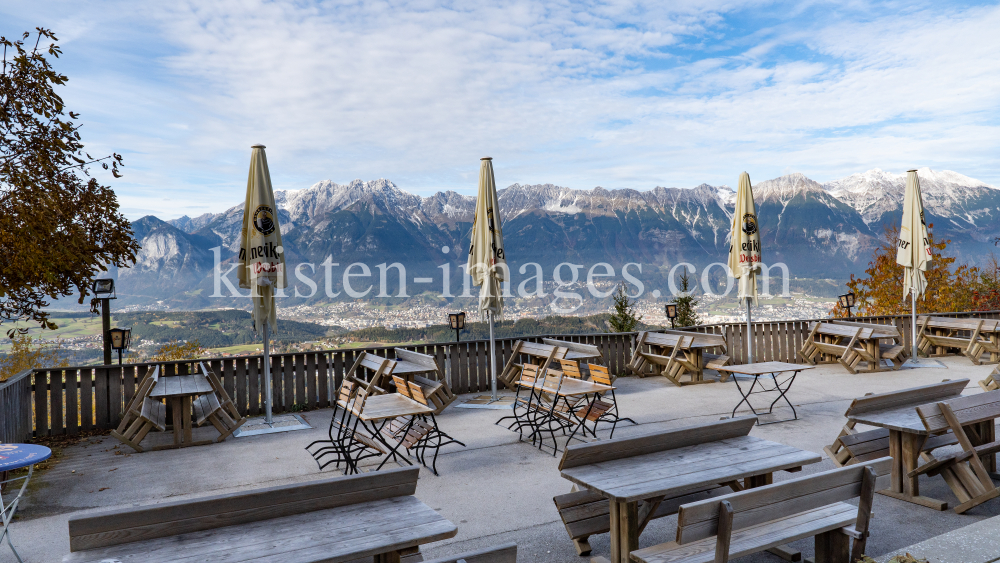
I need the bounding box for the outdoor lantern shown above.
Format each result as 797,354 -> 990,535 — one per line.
108,327 -> 131,366
92,278 -> 115,298
665,303 -> 678,329
839,292 -> 856,318
449,312 -> 466,342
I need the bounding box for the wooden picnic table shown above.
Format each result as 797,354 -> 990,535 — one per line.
148,373 -> 215,450
845,378 -> 999,510
388,348 -> 457,414
558,418 -> 821,563
716,362 -> 814,424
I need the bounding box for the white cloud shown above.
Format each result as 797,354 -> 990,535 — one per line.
4,1 -> 999,219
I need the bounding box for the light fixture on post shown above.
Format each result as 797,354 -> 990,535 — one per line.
109,327 -> 131,366
92,278 -> 116,365
665,303 -> 678,329
449,312 -> 467,342
838,292 -> 856,318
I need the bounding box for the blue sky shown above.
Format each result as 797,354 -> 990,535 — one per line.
5,1 -> 999,219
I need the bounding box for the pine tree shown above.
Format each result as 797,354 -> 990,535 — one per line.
607,283 -> 642,333
673,271 -> 700,327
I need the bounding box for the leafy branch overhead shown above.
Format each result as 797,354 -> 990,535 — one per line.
0,27 -> 139,336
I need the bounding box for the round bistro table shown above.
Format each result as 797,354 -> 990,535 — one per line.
1,443 -> 52,562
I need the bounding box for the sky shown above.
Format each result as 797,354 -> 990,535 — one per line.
5,1 -> 1000,220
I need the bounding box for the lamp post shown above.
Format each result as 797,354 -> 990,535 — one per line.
109,327 -> 131,366
92,279 -> 116,365
838,292 -> 856,318
449,312 -> 466,342
665,303 -> 678,329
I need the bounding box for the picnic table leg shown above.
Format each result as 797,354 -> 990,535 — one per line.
182,396 -> 193,445
608,499 -> 638,563
171,397 -> 184,446
878,429 -> 948,510
373,550 -> 401,563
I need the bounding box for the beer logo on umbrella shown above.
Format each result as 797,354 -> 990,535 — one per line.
741,213 -> 758,235
253,206 -> 276,235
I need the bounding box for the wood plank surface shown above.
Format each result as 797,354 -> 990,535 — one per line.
65,495 -> 455,563
559,417 -> 757,470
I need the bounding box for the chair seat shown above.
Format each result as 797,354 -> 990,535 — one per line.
193,393 -> 222,426
139,398 -> 166,431
630,502 -> 857,563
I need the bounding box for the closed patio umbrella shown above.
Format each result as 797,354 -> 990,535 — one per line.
896,170 -> 939,368
238,144 -> 287,424
728,172 -> 761,362
467,157 -> 507,401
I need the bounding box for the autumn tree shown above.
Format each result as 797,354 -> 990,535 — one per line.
607,283 -> 642,333
0,333 -> 68,381
672,271 -> 701,327
147,340 -> 204,362
1,28 -> 139,337
831,224 -> 978,317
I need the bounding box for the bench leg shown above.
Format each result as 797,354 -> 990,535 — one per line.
574,537 -> 593,556
813,530 -> 850,563
374,551 -> 402,563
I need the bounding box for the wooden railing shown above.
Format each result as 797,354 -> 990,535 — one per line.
0,369 -> 33,443
14,310 -> 1000,439
24,333 -> 636,438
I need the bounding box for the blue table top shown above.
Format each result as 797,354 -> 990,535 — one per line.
0,444 -> 52,471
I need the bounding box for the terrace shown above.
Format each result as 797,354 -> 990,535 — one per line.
3,313 -> 1000,563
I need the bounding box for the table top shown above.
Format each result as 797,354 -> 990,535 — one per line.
150,374 -> 214,399
517,377 -> 614,397
360,393 -> 435,421
0,444 -> 52,471
715,361 -> 815,375
848,404 -> 930,434
62,495 -> 457,563
560,435 -> 821,502
391,360 -> 438,376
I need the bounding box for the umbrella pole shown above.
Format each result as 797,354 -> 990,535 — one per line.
263,322 -> 273,425
746,298 -> 753,363
911,285 -> 918,360
489,310 -> 498,402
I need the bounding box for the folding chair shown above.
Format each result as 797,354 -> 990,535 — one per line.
579,363 -> 636,438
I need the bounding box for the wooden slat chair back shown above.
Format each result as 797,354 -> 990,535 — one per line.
588,363 -> 613,386
558,359 -> 585,379
824,380 -> 968,466
917,316 -> 1000,364
393,375 -> 413,398
394,348 -> 457,413
194,362 -> 247,442
110,367 -> 163,453
345,352 -> 396,395
65,467 -> 421,558
421,543 -> 517,563
911,391 -> 1000,513
630,458 -> 891,563
498,341 -> 567,389
798,322 -> 876,373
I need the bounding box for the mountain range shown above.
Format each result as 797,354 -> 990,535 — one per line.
107,168 -> 1000,308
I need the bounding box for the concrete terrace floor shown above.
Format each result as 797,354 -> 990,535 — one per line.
7,356 -> 1000,563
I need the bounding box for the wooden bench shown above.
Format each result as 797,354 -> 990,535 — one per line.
109,367 -> 164,453
347,352 -> 398,395
911,390 -> 1000,513
833,320 -> 909,369
824,380 -> 965,467
917,316 -> 1000,364
192,362 -> 247,441
981,368 -> 1000,392
392,348 -> 457,414
799,322 -> 877,373
422,543 -> 517,563
628,331 -> 729,385
629,458 -> 891,563
63,466 -> 456,563
498,341 -> 568,390
554,486 -> 733,556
